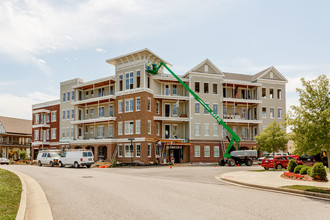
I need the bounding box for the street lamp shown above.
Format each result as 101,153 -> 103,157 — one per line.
128,138 -> 135,164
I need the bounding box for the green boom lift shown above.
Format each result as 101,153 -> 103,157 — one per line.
146,62 -> 256,166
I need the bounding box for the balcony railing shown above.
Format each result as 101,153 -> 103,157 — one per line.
0,141 -> 31,146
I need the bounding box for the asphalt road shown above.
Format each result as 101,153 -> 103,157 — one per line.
5,165 -> 330,220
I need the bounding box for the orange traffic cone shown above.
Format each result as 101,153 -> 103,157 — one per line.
170,165 -> 172,169
214,164 -> 216,167
237,164 -> 240,167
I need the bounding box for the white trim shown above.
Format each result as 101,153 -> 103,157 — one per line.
135,143 -> 141,157
204,145 -> 210,157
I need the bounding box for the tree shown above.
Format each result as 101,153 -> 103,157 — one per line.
18,150 -> 27,160
287,75 -> 330,171
255,121 -> 288,168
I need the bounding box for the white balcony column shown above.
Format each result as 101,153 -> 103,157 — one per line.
97,100 -> 100,118
82,124 -> 84,140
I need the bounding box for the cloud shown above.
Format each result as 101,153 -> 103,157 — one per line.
0,92 -> 58,120
96,48 -> 106,53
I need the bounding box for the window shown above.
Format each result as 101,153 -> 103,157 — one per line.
51,128 -> 56,139
148,120 -> 151,134
67,92 -> 70,101
157,123 -> 160,136
63,93 -> 66,102
125,99 -> 133,112
109,124 -> 114,137
233,126 -> 237,133
125,121 -> 134,135
156,101 -> 160,114
270,71 -> 273,78
72,91 -> 75,101
242,127 -> 246,139
118,100 -> 123,113
213,84 -> 217,94
137,71 -> 141,88
148,144 -> 151,157
262,107 -> 266,118
110,86 -> 114,95
204,146 -> 210,157
71,109 -> 74,119
195,123 -> 201,136
173,104 -> 177,116
223,107 -> 227,117
34,130 -> 39,141
136,144 -> 141,157
147,75 -> 150,88
136,98 -> 140,111
270,89 -> 274,99
118,122 -> 123,135
119,75 -> 123,91
62,128 -> 65,138
98,88 -> 105,97
109,105 -> 114,116
51,111 -> 56,122
125,144 -> 133,157
71,127 -> 74,137
126,72 -> 133,90
41,114 -> 44,124
34,114 -> 39,124
195,82 -> 200,93
90,127 -> 94,138
118,145 -> 123,157
165,85 -> 170,95
277,89 -> 282,99
86,91 -> 89,97
194,145 -> 200,157
66,127 -> 69,138
213,104 -> 218,115
173,85 -> 177,95
270,108 -> 274,118
204,124 -> 209,136
223,87 -> 227,98
148,98 -> 151,111
278,108 -> 282,119
213,124 -> 218,136
204,104 -> 209,114
214,146 -> 219,157
97,126 -> 104,138
204,83 -> 209,93
62,111 -> 65,120
195,103 -> 200,114
66,110 -> 69,120
99,107 -> 105,117
262,88 -> 266,98
136,120 -> 141,134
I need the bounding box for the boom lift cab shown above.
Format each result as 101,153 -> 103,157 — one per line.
146,62 -> 257,166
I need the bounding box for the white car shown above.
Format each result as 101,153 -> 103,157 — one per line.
59,151 -> 94,168
37,152 -> 61,167
0,158 -> 10,165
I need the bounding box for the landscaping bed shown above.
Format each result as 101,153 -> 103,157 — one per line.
281,185 -> 330,194
281,172 -> 328,182
0,168 -> 22,219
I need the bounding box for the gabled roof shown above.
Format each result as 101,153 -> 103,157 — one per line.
106,48 -> 172,67
183,59 -> 224,78
0,116 -> 32,135
252,66 -> 288,82
223,72 -> 254,81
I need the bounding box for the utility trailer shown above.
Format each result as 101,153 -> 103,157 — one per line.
219,150 -> 257,166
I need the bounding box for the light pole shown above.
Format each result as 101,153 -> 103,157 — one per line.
128,138 -> 135,164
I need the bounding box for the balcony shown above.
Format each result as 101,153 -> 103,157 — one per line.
0,141 -> 31,147
222,114 -> 262,124
222,97 -> 261,104
154,94 -> 189,101
72,116 -> 116,125
154,115 -> 189,122
72,94 -> 116,106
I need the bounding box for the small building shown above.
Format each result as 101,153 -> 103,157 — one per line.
0,116 -> 32,159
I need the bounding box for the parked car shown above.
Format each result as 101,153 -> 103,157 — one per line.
37,151 -> 61,167
0,158 -> 10,165
261,156 -> 303,170
257,152 -> 288,165
59,151 -> 94,168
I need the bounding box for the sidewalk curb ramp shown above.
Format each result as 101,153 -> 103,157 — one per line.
217,175 -> 330,200
3,168 -> 53,220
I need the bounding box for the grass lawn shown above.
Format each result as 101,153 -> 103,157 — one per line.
0,168 -> 22,220
281,185 -> 330,194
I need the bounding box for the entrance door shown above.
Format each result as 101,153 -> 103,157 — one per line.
165,104 -> 170,117
33,149 -> 39,160
165,125 -> 170,139
174,149 -> 181,163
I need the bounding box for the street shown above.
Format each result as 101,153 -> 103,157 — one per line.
5,165 -> 330,220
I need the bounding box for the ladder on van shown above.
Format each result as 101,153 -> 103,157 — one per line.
110,145 -> 118,166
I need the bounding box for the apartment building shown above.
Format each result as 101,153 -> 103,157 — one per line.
34,48 -> 287,164
32,100 -> 60,159
0,116 -> 32,159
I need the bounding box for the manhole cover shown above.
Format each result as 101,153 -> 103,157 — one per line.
82,176 -> 93,178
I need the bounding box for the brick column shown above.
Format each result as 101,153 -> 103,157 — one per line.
94,146 -> 99,161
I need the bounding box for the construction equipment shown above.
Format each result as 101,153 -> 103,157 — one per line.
146,62 -> 256,166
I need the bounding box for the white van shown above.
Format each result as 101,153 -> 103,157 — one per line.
59,151 -> 94,168
37,151 -> 61,167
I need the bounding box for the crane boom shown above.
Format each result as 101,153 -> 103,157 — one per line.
146,62 -> 240,159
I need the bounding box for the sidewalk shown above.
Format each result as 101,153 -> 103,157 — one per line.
217,171 -> 330,199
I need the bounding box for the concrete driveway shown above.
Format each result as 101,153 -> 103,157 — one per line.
5,165 -> 330,220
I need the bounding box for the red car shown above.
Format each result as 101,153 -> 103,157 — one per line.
261,156 -> 303,170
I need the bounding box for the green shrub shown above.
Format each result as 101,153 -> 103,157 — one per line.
300,166 -> 310,175
287,159 -> 297,172
18,150 -> 27,160
294,165 -> 306,174
310,162 -> 327,180
307,167 -> 312,176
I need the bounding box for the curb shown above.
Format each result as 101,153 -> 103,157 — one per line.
2,168 -> 53,220
217,175 -> 330,200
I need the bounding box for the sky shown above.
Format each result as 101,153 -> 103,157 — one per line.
0,0 -> 329,120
